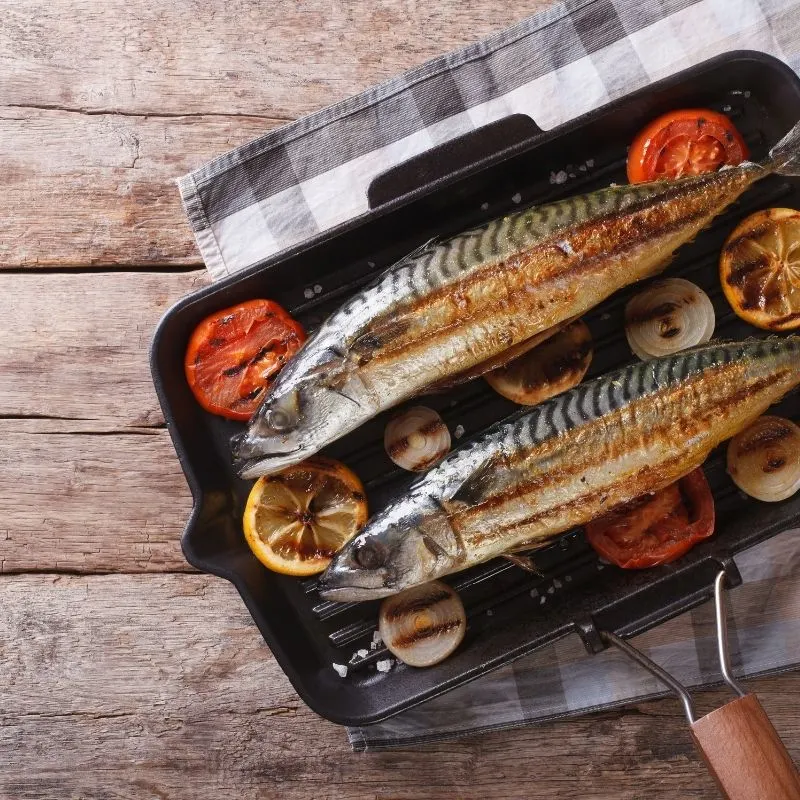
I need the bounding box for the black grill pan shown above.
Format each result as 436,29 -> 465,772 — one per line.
151,51 -> 800,726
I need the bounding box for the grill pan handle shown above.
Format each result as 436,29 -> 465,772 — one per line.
691,693 -> 800,800
603,573 -> 800,800
366,113 -> 543,210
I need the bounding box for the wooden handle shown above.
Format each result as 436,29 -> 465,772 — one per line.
690,693 -> 800,800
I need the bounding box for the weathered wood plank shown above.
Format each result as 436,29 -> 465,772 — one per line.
0,422 -> 191,573
1,1 -> 554,117
4,573 -> 798,799
0,270 -> 208,424
0,109 -> 274,267
0,2 -> 553,268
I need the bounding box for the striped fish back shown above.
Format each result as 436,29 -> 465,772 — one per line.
431,338 -> 798,496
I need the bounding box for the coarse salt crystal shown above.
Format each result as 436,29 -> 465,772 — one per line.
550,170 -> 568,185
481,202 -> 490,211
376,659 -> 393,673
313,284 -> 323,294
454,424 -> 465,439
303,288 -> 315,299
511,192 -> 522,203
357,648 -> 369,659
332,663 -> 348,678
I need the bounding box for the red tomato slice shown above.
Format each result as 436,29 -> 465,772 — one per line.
184,299 -> 306,421
627,109 -> 748,183
585,468 -> 715,569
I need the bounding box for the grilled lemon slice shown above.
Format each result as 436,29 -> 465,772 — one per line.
243,457 -> 367,576
720,208 -> 800,331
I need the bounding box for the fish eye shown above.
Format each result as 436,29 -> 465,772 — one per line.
354,540 -> 388,571
267,408 -> 293,431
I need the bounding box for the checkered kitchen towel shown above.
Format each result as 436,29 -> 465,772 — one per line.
177,0 -> 800,749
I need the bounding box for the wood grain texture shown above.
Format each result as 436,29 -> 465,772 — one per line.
1,0 -> 555,117
0,421 -> 191,573
0,109 -> 274,267
0,270 -> 208,424
3,573 -> 799,800
0,0 -> 552,268
691,694 -> 800,800
2,1 -> 799,796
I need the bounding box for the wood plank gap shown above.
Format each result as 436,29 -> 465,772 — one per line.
4,102 -> 295,123
0,265 -> 205,275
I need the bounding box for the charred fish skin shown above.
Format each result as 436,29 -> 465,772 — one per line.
318,337 -> 800,602
235,121 -> 800,478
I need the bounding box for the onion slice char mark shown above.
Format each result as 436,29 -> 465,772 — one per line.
378,580 -> 466,668
384,406 -> 451,472
727,415 -> 800,502
625,278 -> 715,360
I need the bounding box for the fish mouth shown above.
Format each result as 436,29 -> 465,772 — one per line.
236,447 -> 306,479
317,568 -> 398,603
231,430 -> 308,478
317,582 -> 397,603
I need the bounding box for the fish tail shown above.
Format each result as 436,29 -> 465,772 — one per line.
768,120 -> 800,176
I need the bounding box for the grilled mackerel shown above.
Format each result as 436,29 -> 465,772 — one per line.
319,337 -> 800,601
234,122 -> 800,478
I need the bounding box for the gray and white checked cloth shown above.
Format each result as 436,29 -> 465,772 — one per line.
178,0 -> 800,750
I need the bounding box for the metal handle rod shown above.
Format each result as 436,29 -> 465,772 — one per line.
600,630 -> 697,724
600,568 -> 746,726
714,571 -> 747,698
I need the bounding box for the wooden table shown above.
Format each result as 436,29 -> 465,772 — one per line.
2,2 -> 798,797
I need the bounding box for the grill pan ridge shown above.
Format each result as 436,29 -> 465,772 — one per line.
151,51 -> 800,725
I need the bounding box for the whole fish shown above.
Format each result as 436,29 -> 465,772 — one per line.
233,122 -> 800,478
318,337 -> 800,601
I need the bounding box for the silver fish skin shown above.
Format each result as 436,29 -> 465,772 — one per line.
233,121 -> 800,478
318,337 -> 800,602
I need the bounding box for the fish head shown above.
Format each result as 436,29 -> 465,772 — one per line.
318,495 -> 459,602
233,344 -> 368,478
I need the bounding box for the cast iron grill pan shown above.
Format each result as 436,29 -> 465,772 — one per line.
151,52 -> 800,726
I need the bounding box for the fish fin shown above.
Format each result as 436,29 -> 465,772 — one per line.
425,320 -> 576,392
768,120 -> 800,176
447,454 -> 503,506
502,553 -> 544,577
350,316 -> 413,358
400,236 -> 440,262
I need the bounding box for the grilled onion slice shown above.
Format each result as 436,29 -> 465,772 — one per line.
485,319 -> 593,405
727,415 -> 800,502
378,580 -> 466,668
624,278 -> 715,360
384,406 -> 451,472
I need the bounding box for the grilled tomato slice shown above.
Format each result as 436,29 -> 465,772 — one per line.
243,457 -> 368,576
627,109 -> 748,183
720,208 -> 800,331
585,468 -> 715,569
185,299 -> 305,420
